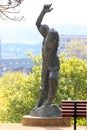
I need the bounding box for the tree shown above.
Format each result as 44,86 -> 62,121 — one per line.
0,69 -> 41,122
64,39 -> 87,59
54,54 -> 87,106
0,54 -> 87,123
0,0 -> 24,20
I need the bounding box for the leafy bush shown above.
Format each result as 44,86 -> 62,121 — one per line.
0,54 -> 87,124
72,118 -> 86,126
0,70 -> 41,122
54,55 -> 87,106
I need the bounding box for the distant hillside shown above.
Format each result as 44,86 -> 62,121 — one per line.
1,31 -> 87,59
1,24 -> 87,43
1,43 -> 42,58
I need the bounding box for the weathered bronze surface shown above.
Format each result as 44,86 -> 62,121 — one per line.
36,4 -> 60,108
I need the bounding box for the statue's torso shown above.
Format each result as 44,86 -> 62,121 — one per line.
42,29 -> 59,69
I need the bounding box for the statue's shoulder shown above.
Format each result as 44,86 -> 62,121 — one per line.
49,28 -> 59,35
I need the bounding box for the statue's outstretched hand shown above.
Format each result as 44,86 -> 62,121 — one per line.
43,4 -> 53,13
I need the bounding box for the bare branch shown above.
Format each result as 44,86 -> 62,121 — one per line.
0,0 -> 24,21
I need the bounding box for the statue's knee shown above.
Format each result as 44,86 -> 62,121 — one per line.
49,71 -> 58,80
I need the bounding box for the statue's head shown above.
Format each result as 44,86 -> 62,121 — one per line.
40,25 -> 49,37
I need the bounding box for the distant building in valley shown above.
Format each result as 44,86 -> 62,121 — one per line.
0,35 -> 87,76
0,35 -> 87,58
0,58 -> 34,76
59,35 -> 87,54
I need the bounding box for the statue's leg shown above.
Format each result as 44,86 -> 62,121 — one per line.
36,67 -> 49,107
45,69 -> 59,105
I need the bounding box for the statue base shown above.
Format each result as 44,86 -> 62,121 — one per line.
30,104 -> 61,117
22,116 -> 71,126
22,104 -> 71,126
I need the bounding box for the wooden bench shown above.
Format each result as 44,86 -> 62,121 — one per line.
62,100 -> 87,130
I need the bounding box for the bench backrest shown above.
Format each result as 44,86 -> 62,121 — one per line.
62,100 -> 87,118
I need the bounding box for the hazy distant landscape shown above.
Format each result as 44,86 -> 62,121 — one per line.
1,24 -> 87,43
1,42 -> 42,58
1,24 -> 87,59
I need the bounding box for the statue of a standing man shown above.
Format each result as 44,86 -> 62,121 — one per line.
36,4 -> 60,108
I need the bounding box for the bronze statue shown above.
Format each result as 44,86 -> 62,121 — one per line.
36,4 -> 60,108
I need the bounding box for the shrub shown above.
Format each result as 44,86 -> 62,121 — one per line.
0,54 -> 87,124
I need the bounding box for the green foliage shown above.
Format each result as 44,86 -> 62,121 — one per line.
0,70 -> 41,122
54,55 -> 87,106
72,118 -> 86,126
0,54 -> 87,125
27,52 -> 42,65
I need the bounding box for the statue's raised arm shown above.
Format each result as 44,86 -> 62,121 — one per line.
36,4 -> 53,37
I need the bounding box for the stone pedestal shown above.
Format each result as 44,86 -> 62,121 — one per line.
22,116 -> 71,126
22,104 -> 71,126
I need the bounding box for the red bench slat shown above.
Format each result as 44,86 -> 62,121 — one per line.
62,100 -> 87,118
62,107 -> 86,110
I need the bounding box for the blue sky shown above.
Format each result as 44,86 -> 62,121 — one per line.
0,0 -> 87,43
